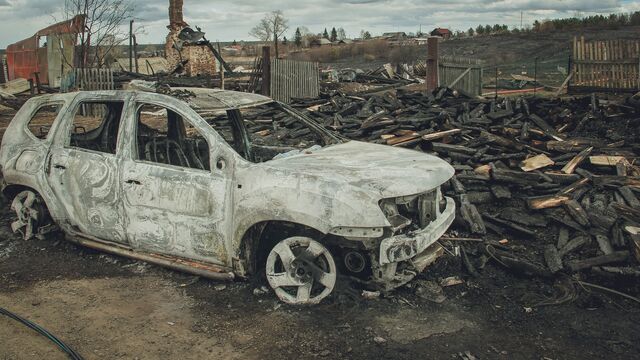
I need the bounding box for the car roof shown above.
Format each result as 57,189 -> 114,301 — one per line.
35,88 -> 274,113
171,88 -> 274,111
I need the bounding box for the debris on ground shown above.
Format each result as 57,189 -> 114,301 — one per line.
276,87 -> 640,299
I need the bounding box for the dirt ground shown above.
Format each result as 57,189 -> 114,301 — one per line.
1,194 -> 639,360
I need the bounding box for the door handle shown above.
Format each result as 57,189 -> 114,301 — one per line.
53,164 -> 66,170
125,179 -> 142,185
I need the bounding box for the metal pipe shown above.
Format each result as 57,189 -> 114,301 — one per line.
534,57 -> 538,96
66,233 -> 235,281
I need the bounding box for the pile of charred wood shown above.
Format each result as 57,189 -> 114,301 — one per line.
292,89 -> 640,280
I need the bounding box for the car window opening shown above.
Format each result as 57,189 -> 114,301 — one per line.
27,103 -> 63,139
69,101 -> 123,154
136,103 -> 210,171
200,102 -> 330,163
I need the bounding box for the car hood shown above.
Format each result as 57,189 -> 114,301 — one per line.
265,141 -> 455,199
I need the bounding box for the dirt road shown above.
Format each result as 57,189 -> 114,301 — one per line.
1,201 -> 639,359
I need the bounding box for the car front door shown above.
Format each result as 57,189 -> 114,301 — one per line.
46,93 -> 130,244
119,94 -> 234,267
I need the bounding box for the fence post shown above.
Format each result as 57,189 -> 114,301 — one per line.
261,46 -> 271,97
426,37 -> 439,92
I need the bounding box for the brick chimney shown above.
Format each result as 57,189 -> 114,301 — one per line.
168,0 -> 187,30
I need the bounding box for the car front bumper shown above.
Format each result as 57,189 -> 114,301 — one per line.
371,196 -> 456,291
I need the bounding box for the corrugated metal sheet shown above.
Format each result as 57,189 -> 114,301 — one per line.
439,56 -> 483,96
270,59 -> 320,103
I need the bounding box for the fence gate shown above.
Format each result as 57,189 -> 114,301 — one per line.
270,59 -> 320,103
439,56 -> 483,96
571,37 -> 640,93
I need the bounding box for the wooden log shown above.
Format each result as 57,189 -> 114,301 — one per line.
589,155 -> 625,166
619,186 -> 640,209
563,199 -> 591,227
432,143 -> 477,155
561,146 -> 593,174
529,114 -> 563,141
499,256 -> 553,278
520,154 -> 555,172
466,191 -> 493,204
480,130 -> 524,150
482,214 -> 536,237
557,227 -> 569,249
567,251 -> 630,272
546,138 -> 602,153
527,195 -> 570,210
558,235 -> 589,257
595,234 -> 614,255
544,245 -> 564,273
460,195 -> 486,235
625,226 -> 640,262
422,129 -> 461,141
490,185 -> 511,199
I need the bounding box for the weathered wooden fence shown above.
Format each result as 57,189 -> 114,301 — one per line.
61,68 -> 114,92
439,56 -> 483,96
571,37 -> 640,93
270,59 -> 320,103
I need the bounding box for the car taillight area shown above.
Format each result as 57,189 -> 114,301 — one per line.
379,188 -> 444,235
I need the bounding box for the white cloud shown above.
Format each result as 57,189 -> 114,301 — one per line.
0,0 -> 635,46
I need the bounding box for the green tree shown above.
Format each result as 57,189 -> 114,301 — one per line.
484,24 -> 492,34
476,25 -> 484,35
323,28 -> 329,39
294,27 -> 302,47
467,27 -> 474,36
282,36 -> 288,45
330,27 -> 338,42
360,30 -> 371,39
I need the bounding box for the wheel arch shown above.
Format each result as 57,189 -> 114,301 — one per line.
238,220 -> 325,276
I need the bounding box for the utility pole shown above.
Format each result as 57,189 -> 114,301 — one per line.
520,11 -> 523,29
129,20 -> 134,72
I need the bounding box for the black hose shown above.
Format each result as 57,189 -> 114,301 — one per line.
0,306 -> 84,360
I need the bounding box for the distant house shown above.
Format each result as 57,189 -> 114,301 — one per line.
430,28 -> 451,39
381,32 -> 407,40
337,39 -> 353,45
310,38 -> 333,47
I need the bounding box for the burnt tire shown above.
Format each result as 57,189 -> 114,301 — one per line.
10,190 -> 53,240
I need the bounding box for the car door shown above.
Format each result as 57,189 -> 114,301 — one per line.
119,93 -> 233,267
46,93 -> 130,244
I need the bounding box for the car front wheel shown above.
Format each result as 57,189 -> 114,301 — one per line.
265,236 -> 337,305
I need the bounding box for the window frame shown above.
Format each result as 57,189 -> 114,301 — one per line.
63,99 -> 126,157
132,101 -> 213,174
24,101 -> 65,142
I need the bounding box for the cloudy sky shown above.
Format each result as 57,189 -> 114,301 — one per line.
0,0 -> 639,47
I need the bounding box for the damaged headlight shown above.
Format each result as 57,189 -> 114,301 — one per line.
386,240 -> 418,263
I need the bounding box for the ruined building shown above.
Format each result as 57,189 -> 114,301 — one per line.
165,0 -> 217,76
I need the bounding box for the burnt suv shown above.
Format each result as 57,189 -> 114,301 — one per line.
0,88 -> 455,304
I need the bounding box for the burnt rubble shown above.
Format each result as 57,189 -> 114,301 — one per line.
281,88 -> 640,282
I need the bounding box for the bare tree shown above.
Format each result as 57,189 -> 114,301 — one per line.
58,0 -> 134,67
249,10 -> 289,57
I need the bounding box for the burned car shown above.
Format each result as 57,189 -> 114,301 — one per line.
0,89 -> 455,305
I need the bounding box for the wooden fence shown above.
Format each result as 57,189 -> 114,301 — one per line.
571,37 -> 640,93
439,56 -> 484,96
270,59 -> 320,103
61,68 -> 114,92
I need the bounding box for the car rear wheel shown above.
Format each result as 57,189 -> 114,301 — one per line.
10,190 -> 52,240
265,236 -> 337,305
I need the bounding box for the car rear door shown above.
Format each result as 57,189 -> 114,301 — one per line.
119,93 -> 234,267
46,93 -> 130,244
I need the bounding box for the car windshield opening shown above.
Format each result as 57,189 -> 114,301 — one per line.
199,101 -> 340,163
